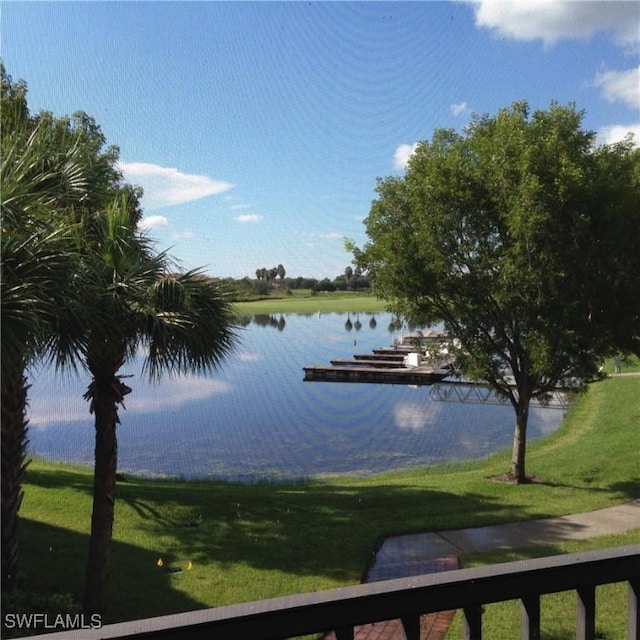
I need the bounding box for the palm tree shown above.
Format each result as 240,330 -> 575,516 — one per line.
1,78 -> 87,590
80,195 -> 238,614
0,215 -> 81,591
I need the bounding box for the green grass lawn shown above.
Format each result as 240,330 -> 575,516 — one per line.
7,376 -> 639,636
233,290 -> 387,315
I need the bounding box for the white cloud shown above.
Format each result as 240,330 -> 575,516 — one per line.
319,232 -> 344,240
30,374 -> 233,429
394,142 -> 418,170
172,231 -> 194,240
235,214 -> 263,223
599,123 -> 640,148
127,376 -> 233,413
468,1 -> 639,50
138,215 -> 169,231
230,204 -> 251,210
119,161 -> 234,210
238,352 -> 263,362
594,67 -> 640,110
451,101 -> 470,117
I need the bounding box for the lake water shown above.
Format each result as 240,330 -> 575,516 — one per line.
27,312 -> 565,482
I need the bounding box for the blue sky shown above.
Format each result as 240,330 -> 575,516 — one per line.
3,1 -> 639,279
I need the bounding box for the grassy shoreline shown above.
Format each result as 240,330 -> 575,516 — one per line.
8,375 -> 640,636
233,291 -> 387,315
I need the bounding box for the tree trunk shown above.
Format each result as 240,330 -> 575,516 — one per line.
509,397 -> 530,484
0,363 -> 30,592
82,354 -> 129,615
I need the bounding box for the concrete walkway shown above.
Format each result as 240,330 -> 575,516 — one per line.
370,499 -> 640,568
326,500 -> 639,640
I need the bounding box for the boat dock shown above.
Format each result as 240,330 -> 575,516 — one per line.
304,329 -> 575,407
304,334 -> 454,386
303,364 -> 451,385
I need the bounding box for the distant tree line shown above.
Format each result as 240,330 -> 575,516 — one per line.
225,265 -> 369,300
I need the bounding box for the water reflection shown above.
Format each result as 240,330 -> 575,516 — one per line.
26,312 -> 565,482
236,314 -> 287,330
236,312 -> 385,334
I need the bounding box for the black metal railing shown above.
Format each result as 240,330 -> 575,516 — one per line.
20,545 -> 640,640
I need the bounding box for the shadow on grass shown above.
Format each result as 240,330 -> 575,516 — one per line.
607,479 -> 640,501
11,518 -> 205,632
492,477 -> 640,500
24,467 -> 529,584
126,482 -> 536,583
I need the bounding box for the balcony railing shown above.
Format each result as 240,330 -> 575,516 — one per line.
21,545 -> 640,640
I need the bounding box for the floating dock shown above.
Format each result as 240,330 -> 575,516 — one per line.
304,334 -> 454,386
304,330 -> 574,408
303,364 -> 451,385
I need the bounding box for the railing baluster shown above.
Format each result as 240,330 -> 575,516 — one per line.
520,595 -> 540,640
629,578 -> 639,640
463,604 -> 483,639
334,626 -> 354,640
577,585 -> 596,640
401,614 -> 421,640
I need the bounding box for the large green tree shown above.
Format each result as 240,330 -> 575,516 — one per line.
352,101 -> 639,483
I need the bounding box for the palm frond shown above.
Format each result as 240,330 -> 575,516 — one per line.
1,213 -> 84,370
1,116 -> 87,221
142,271 -> 240,379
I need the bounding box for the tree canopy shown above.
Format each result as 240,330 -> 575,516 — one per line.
1,64 -> 93,590
351,101 -> 640,482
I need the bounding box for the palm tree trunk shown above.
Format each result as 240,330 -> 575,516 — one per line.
0,361 -> 30,592
82,352 -> 129,615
